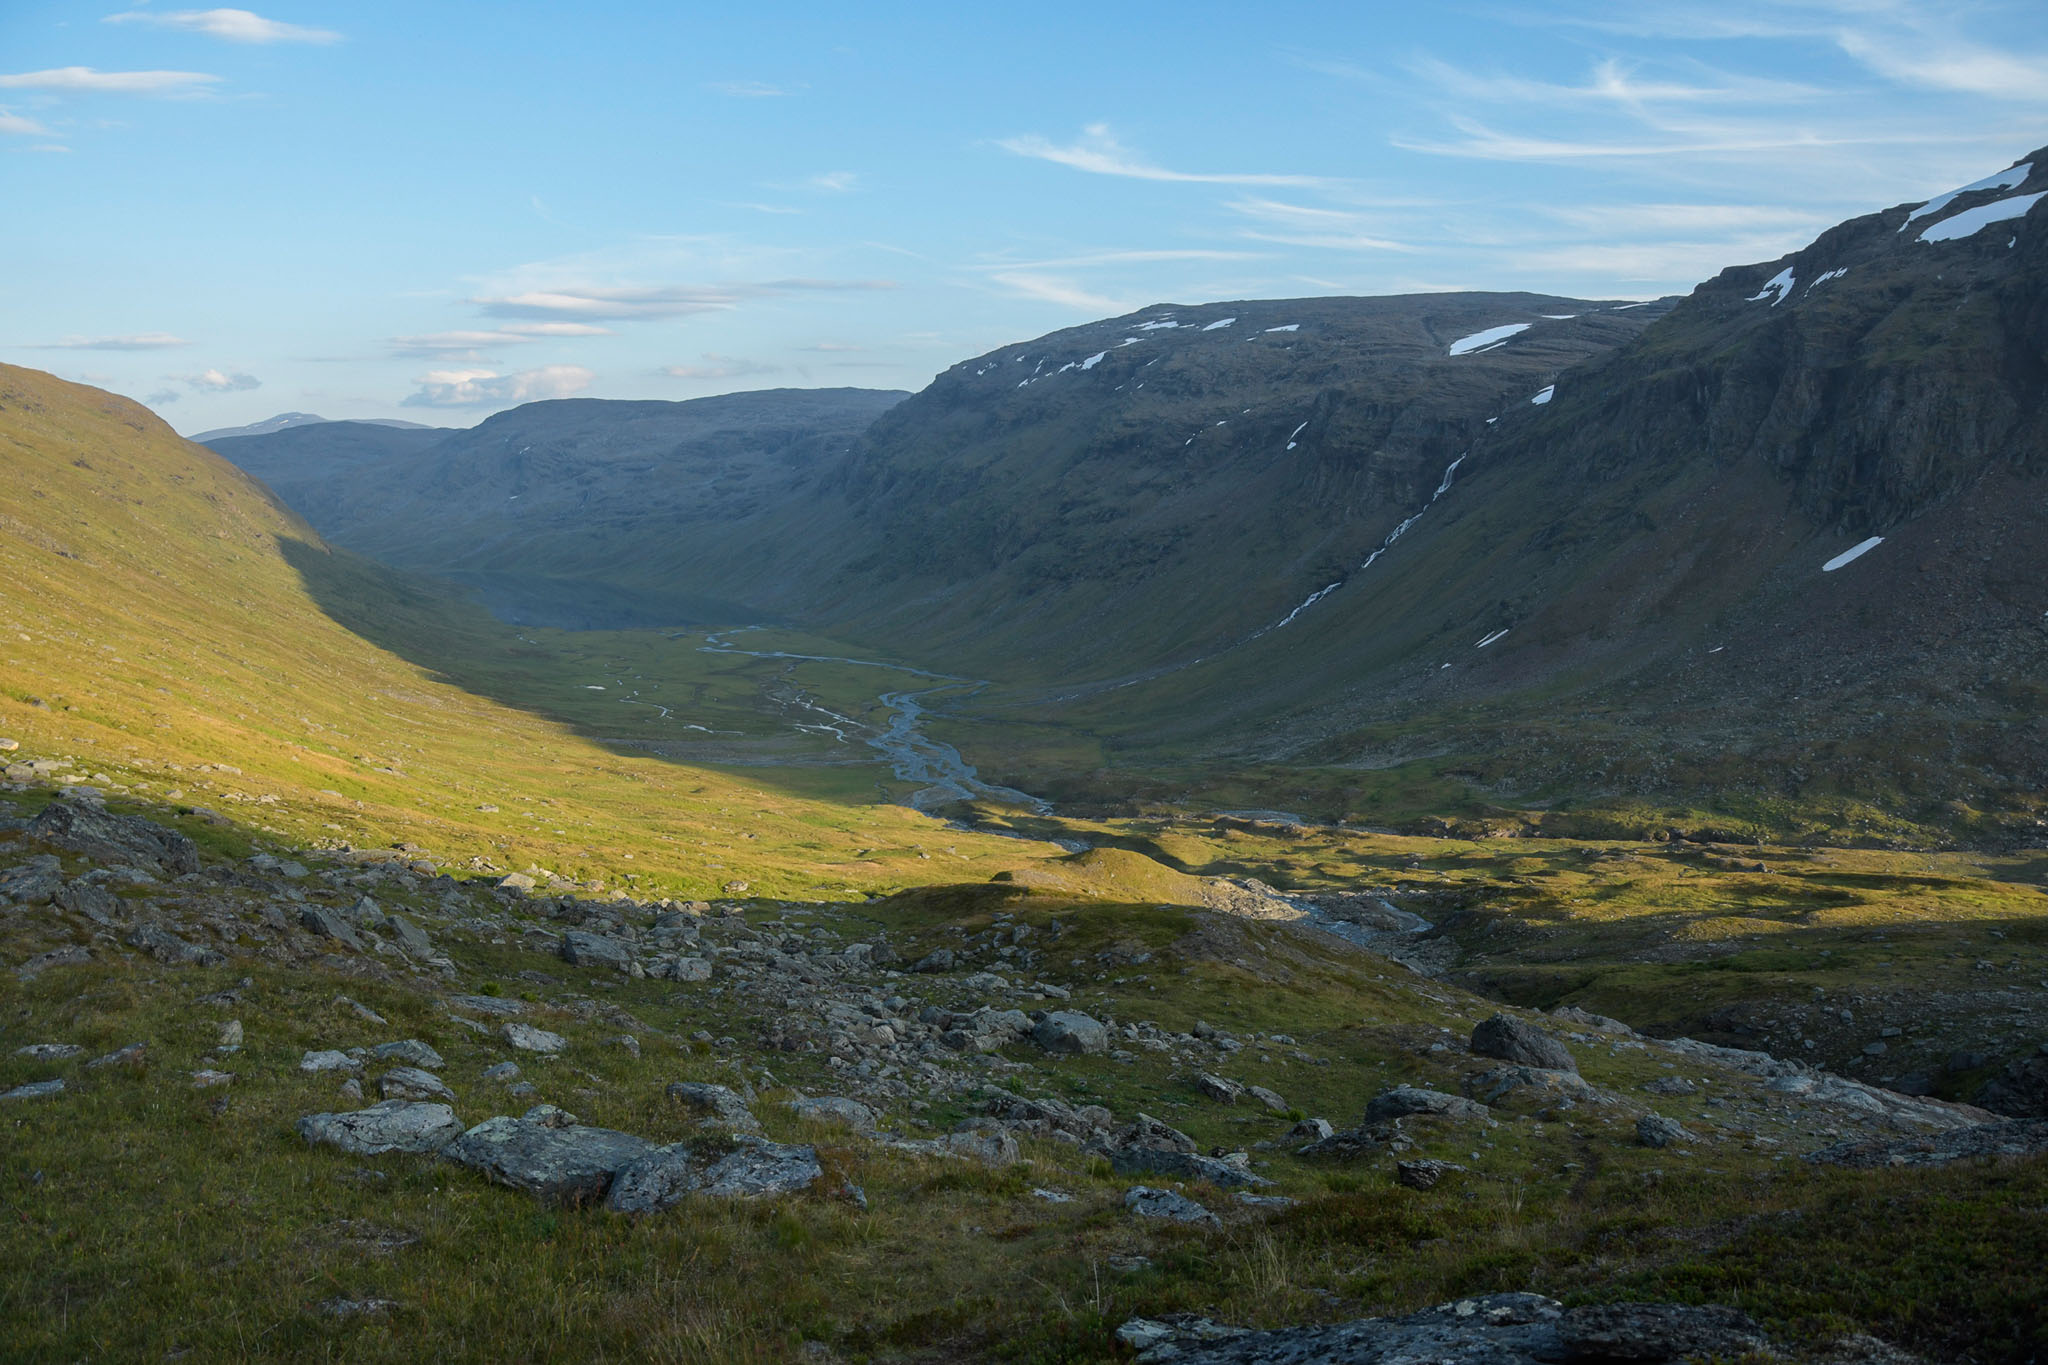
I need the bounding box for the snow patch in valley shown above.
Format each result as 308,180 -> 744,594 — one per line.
1539,313 -> 1576,319
1285,420 -> 1307,450
1916,191 -> 2045,243
1530,385 -> 1555,405
1748,268 -> 1795,305
1080,351 -> 1108,370
1446,323 -> 1530,356
1263,323 -> 1300,332
1135,318 -> 1180,330
1202,317 -> 1237,331
1810,267 -> 1849,287
1475,629 -> 1509,648
1822,536 -> 1884,572
1902,162 -> 2032,230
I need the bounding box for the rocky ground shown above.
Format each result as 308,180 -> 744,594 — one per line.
6,781 -> 2046,1359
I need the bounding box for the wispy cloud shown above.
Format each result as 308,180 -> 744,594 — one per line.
0,109 -> 52,135
472,279 -> 894,322
992,248 -> 1266,269
999,124 -> 1333,188
1225,199 -> 1417,252
0,67 -> 221,95
42,332 -> 192,350
807,171 -> 856,192
402,363 -> 593,408
985,272 -> 1134,314
707,80 -> 799,98
104,7 -> 342,44
388,322 -> 612,356
661,354 -> 780,380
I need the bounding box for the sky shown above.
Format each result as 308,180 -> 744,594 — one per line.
4,1 -> 2046,434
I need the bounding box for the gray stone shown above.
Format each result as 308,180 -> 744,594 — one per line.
1287,1117 -> 1334,1142
605,1144 -> 700,1214
1396,1159 -> 1462,1190
191,1069 -> 233,1088
1467,1067 -> 1607,1112
0,855 -> 63,905
1642,1076 -> 1697,1096
1245,1084 -> 1290,1114
2,1079 -> 65,1101
55,878 -> 121,924
447,993 -> 524,1017
661,956 -> 713,982
482,1061 -> 521,1083
786,1095 -> 878,1131
371,1039 -> 444,1070
497,872 -> 537,893
28,798 -> 198,875
1107,1112 -> 1198,1154
1110,1146 -> 1272,1189
1124,1186 -> 1219,1226
299,907 -> 363,952
14,1043 -> 83,1061
500,1022 -> 567,1053
699,1138 -> 822,1198
125,923 -> 224,967
1637,1114 -> 1691,1148
383,914 -> 433,956
1363,1086 -> 1490,1123
301,1049 -> 362,1074
379,1066 -> 455,1102
939,1130 -> 1020,1166
297,1100 -> 465,1155
1806,1119 -> 2048,1168
1031,1010 -> 1109,1056
1195,1072 -> 1244,1103
1471,1014 -> 1578,1073
908,947 -> 955,973
667,1081 -> 762,1132
87,1042 -> 145,1068
442,1116 -> 653,1206
15,945 -> 91,981
560,929 -> 634,972
1559,1302 -> 1769,1360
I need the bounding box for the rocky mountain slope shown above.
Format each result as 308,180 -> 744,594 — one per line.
207,388 -> 908,628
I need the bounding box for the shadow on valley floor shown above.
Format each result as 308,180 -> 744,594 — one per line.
277,536 -> 907,810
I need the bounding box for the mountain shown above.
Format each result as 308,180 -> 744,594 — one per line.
207,387 -> 908,627
187,411 -> 437,441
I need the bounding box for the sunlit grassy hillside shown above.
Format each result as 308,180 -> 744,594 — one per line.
0,365 -> 1055,897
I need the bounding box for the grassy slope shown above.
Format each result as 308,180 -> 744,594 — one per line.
0,365 -> 1061,899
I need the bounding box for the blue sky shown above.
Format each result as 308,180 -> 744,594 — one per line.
4,1 -> 2045,433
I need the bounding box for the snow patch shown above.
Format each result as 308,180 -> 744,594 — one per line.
1747,267 -> 1795,306
1202,317 -> 1237,331
1475,629 -> 1509,648
1902,162 -> 2032,230
1539,313 -> 1577,319
1611,302 -> 1651,310
1917,191 -> 2046,244
1810,267 -> 1849,287
1263,323 -> 1300,332
1285,420 -> 1307,450
1135,319 -> 1180,330
1446,323 -> 1530,356
1080,351 -> 1107,370
1821,536 -> 1884,572
1530,385 -> 1555,405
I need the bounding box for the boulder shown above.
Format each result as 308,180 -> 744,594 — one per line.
1975,1054 -> 2048,1118
1806,1119 -> 2048,1168
1363,1086 -> 1490,1123
13,1043 -> 83,1061
500,1022 -> 567,1053
382,914 -> 433,957
699,1139 -> 822,1198
297,1100 -> 465,1155
1195,1073 -> 1244,1103
1396,1159 -> 1461,1190
1031,1011 -> 1108,1056
786,1096 -> 877,1131
667,1081 -> 762,1132
1124,1186 -> 1219,1226
1466,1067 -> 1609,1112
447,993 -> 525,1017
28,799 -> 198,876
0,855 -> 65,904
1288,1117 -> 1335,1142
299,907 -> 364,952
1109,1147 -> 1272,1189
1106,1112 -> 1198,1154
1245,1084 -> 1290,1114
300,1049 -> 361,1073
560,930 -> 634,972
441,1115 -> 653,1205
1636,1115 -> 1691,1148
661,956 -> 713,982
2,1079 -> 65,1101
125,923 -> 224,967
1471,1014 -> 1578,1073
378,1067 -> 455,1102
908,947 -> 955,973
939,1130 -> 1020,1166
371,1039 -> 445,1070
605,1144 -> 699,1214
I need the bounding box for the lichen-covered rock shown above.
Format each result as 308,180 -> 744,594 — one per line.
378,1066 -> 454,1102
297,1100 -> 465,1156
605,1144 -> 699,1214
28,799 -> 198,876
125,923 -> 224,968
441,1116 -> 652,1206
371,1039 -> 445,1070
1471,1014 -> 1578,1073
1124,1186 -> 1219,1226
785,1095 -> 877,1131
666,1081 -> 761,1132
500,1022 -> 567,1053
560,929 -> 634,972
699,1138 -> 821,1198
1363,1086 -> 1489,1123
1031,1011 -> 1109,1055
1110,1146 -> 1272,1189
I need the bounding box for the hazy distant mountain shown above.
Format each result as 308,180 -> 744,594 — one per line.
189,412 -> 438,442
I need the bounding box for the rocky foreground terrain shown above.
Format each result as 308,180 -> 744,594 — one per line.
6,771 -> 2044,1360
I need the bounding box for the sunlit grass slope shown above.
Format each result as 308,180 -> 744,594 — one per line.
0,365 -> 1054,896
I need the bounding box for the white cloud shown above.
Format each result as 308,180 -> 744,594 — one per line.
388,322 -> 613,355
183,368 -> 260,391
661,354 -> 780,380
402,364 -> 594,408
807,171 -> 857,192
43,332 -> 192,350
707,80 -> 798,98
0,109 -> 52,135
986,272 -> 1134,314
1225,199 -> 1417,252
999,124 -> 1332,187
1833,30 -> 2048,104
992,248 -> 1266,269
472,278 -> 894,321
104,8 -> 342,44
0,67 -> 221,95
